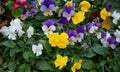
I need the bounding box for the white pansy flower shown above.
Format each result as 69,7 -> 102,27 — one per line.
97,32 -> 101,39
0,26 -> 9,36
112,11 -> 120,24
114,29 -> 120,42
42,25 -> 56,35
7,26 -> 17,40
32,43 -> 43,56
27,26 -> 34,38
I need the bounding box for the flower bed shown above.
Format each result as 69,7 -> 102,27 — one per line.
0,0 -> 120,72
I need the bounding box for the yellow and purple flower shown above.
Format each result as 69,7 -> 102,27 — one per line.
40,0 -> 58,16
42,20 -> 56,35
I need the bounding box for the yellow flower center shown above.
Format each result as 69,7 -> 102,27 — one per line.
45,9 -> 51,14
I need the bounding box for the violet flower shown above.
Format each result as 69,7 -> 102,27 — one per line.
106,37 -> 117,49
106,4 -> 112,12
42,20 -> 56,35
40,0 -> 58,16
66,30 -> 77,45
62,3 -> 74,21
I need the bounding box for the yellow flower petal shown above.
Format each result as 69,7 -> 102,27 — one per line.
100,8 -> 111,20
54,55 -> 68,69
72,11 -> 85,24
80,1 -> 91,12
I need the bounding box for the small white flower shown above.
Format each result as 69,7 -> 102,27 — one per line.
18,29 -> 25,37
32,43 -> 43,56
89,26 -> 98,33
42,25 -> 56,35
10,18 -> 22,31
7,26 -> 17,40
0,26 -> 9,36
114,29 -> 120,42
27,26 -> 34,38
97,32 -> 101,39
112,11 -> 120,24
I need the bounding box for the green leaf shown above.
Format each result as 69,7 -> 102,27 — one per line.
39,40 -> 52,52
17,41 -> 26,48
36,60 -> 51,70
23,50 -> 35,61
82,59 -> 94,70
2,41 -> 16,48
16,64 -> 31,72
9,46 -> 22,57
84,48 -> 96,58
92,44 -> 109,56
12,8 -> 22,18
5,1 -> 13,6
8,62 -> 16,72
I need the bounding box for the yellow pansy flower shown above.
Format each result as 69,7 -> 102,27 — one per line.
65,1 -> 73,7
72,11 -> 85,25
47,32 -> 69,48
54,55 -> 68,69
100,8 -> 111,20
80,1 -> 91,12
71,60 -> 83,72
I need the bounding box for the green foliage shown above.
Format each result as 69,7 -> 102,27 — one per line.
0,0 -> 120,72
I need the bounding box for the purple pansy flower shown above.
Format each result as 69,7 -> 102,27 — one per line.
107,37 -> 117,49
85,22 -> 93,31
62,3 -> 74,21
30,1 -> 37,6
40,0 -> 58,16
107,37 -> 117,45
66,30 -> 77,45
57,17 -> 68,29
85,19 -> 100,33
42,20 -> 56,35
101,32 -> 107,38
106,4 -> 112,12
58,17 -> 68,24
76,26 -> 85,33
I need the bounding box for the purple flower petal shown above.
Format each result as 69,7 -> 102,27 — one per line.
107,37 -> 117,45
66,30 -> 77,37
101,32 -> 106,38
30,1 -> 37,6
76,26 -> 85,33
43,20 -> 54,27
85,22 -> 93,31
41,0 -> 54,8
40,5 -> 47,12
49,4 -> 57,11
62,6 -> 74,13
106,4 -> 112,12
58,17 -> 68,24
